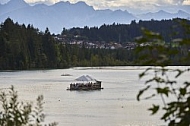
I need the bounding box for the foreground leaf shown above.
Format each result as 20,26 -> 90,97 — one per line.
148,104 -> 160,115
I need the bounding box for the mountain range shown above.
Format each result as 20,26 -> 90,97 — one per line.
0,0 -> 190,34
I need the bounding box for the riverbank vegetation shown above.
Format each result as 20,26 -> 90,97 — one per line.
0,86 -> 57,126
0,18 -> 190,70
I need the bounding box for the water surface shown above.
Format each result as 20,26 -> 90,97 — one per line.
0,66 -> 180,126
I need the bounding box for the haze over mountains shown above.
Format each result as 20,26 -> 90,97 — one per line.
0,0 -> 190,34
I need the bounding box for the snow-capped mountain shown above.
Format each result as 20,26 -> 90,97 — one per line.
0,0 -> 189,34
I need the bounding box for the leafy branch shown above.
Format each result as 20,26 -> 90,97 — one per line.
0,86 -> 58,126
136,20 -> 190,125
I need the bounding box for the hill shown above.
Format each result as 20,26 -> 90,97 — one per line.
61,18 -> 190,43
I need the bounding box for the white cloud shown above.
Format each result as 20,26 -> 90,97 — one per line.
0,0 -> 9,4
24,0 -> 187,6
1,0 -> 188,6
183,0 -> 190,4
25,0 -> 60,4
86,0 -> 162,12
1,0 -> 189,13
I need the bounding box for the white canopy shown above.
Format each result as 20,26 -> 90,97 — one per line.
75,75 -> 97,82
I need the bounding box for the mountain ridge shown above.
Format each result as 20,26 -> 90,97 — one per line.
136,10 -> 190,20
0,0 -> 29,15
0,0 -> 190,34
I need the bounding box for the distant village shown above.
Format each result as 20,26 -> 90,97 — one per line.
54,35 -> 137,50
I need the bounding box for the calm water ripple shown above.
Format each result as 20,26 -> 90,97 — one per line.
1,66 -> 187,126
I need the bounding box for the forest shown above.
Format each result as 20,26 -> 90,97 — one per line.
0,18 -> 190,70
62,18 -> 190,43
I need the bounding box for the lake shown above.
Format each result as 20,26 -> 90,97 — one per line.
1,66 -> 187,126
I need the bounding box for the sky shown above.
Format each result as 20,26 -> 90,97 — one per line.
1,0 -> 190,13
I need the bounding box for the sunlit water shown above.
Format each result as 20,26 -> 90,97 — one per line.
0,66 -> 189,126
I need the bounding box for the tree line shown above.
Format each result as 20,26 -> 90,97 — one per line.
0,18 -> 190,70
0,18 -> 134,70
62,18 -> 190,43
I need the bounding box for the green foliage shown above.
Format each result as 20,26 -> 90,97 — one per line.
0,18 -> 63,69
0,18 -> 134,69
0,86 -> 31,126
148,104 -> 159,115
62,18 -> 190,43
0,86 -> 57,126
137,67 -> 190,126
137,20 -> 190,125
0,18 -> 190,70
